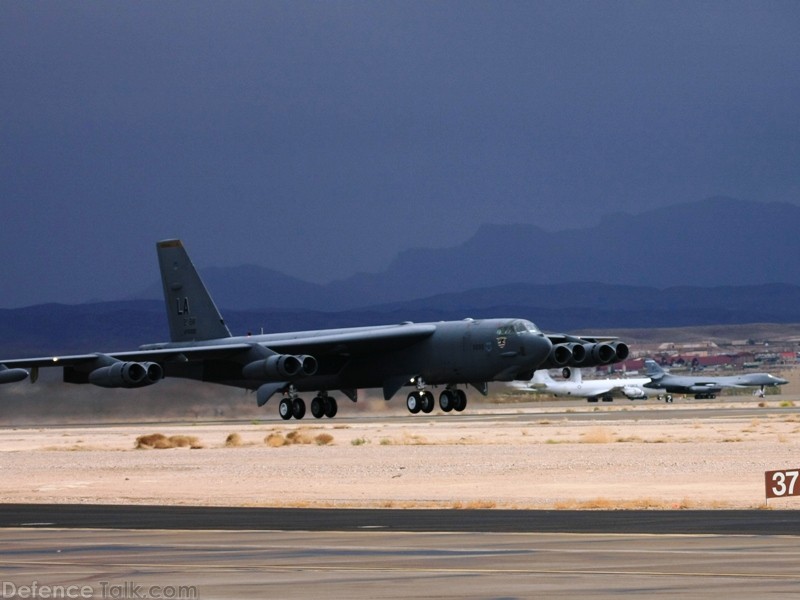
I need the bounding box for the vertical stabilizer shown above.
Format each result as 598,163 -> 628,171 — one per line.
644,360 -> 665,378
156,240 -> 232,342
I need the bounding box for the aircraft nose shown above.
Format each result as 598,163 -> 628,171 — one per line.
525,333 -> 553,364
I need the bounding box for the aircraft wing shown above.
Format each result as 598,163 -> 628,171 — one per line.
258,323 -> 437,356
545,333 -> 619,344
687,383 -> 724,393
0,324 -> 438,370
600,384 -> 628,395
0,343 -> 256,369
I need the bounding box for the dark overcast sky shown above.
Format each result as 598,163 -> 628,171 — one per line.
2,1 -> 799,307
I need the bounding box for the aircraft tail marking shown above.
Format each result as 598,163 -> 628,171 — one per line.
644,359 -> 665,378
156,239 -> 232,342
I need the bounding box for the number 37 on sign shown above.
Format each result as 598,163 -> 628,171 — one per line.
765,468 -> 800,499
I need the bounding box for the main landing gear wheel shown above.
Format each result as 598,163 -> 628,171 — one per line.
406,392 -> 421,414
420,391 -> 434,414
453,389 -> 467,412
311,397 -> 325,419
292,398 -> 306,420
279,398 -> 293,421
324,397 -> 338,418
311,395 -> 338,419
439,390 -> 455,412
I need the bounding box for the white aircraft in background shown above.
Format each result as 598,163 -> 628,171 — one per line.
511,367 -> 660,402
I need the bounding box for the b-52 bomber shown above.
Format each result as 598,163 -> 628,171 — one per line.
0,240 -> 630,420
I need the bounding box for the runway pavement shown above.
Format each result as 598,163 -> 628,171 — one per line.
2,508 -> 800,599
1,504 -> 800,535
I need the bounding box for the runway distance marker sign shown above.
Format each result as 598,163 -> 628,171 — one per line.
765,468 -> 800,499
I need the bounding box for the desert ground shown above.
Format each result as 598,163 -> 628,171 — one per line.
2,385 -> 800,510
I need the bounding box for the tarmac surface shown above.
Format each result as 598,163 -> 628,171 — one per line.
1,503 -> 799,534
2,506 -> 800,599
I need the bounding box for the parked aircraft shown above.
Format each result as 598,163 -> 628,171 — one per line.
511,367 -> 656,402
643,359 -> 787,400
0,240 -> 630,419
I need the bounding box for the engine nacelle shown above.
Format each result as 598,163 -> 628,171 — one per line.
548,344 -> 572,367
581,342 -> 630,366
622,385 -> 646,399
547,341 -> 629,368
88,361 -> 163,388
242,354 -> 318,380
611,342 -> 630,362
567,343 -> 587,365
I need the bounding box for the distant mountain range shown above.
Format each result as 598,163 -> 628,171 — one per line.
134,197 -> 800,311
3,281 -> 800,356
2,197 -> 799,356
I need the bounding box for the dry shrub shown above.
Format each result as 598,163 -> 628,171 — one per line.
400,432 -> 428,445
169,435 -> 199,448
225,432 -> 243,447
616,435 -> 644,443
314,433 -> 334,445
452,500 -> 497,509
580,427 -> 614,444
553,497 -> 732,510
135,433 -> 202,449
135,433 -> 170,449
264,429 -> 333,448
286,429 -> 313,445
265,433 -> 286,447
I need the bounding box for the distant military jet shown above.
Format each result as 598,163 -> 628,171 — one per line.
643,359 -> 787,400
511,367 -> 656,402
0,240 -> 630,419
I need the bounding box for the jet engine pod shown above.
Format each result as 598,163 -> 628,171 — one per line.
549,344 -> 572,367
296,354 -> 318,377
88,361 -> 163,388
611,342 -> 630,362
575,341 -> 629,366
242,354 -> 318,380
574,343 -> 616,366
591,343 -> 617,364
622,385 -> 645,399
566,343 -> 588,366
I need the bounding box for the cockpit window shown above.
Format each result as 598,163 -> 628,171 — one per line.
497,320 -> 540,336
516,320 -> 540,333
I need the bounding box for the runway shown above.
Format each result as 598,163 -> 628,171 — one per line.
1,504 -> 800,535
2,506 -> 800,598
